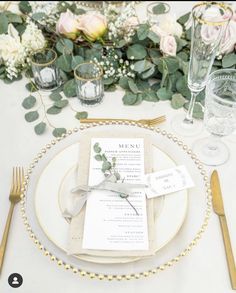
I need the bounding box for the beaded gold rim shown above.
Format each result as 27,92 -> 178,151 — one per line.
31,48 -> 57,67
20,122 -> 212,281
192,2 -> 233,26
74,62 -> 103,81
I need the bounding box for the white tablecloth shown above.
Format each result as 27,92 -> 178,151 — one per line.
0,2 -> 236,292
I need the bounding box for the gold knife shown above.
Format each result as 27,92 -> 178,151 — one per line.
211,170 -> 236,290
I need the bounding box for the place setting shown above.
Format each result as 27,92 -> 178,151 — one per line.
0,1 -> 236,290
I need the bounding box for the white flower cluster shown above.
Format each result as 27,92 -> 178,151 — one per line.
104,2 -> 139,43
0,22 -> 46,79
29,1 -> 59,26
93,48 -> 135,82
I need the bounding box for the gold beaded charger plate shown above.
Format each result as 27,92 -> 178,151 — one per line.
21,123 -> 211,281
34,136 -> 188,264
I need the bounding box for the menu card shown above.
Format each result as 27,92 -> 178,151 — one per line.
82,138 -> 149,251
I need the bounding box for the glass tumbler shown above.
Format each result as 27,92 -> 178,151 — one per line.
74,62 -> 104,106
147,2 -> 170,26
31,48 -> 61,91
193,69 -> 236,166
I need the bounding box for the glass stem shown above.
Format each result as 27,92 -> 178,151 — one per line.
184,91 -> 198,124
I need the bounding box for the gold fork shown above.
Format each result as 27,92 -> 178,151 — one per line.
79,115 -> 166,126
0,167 -> 24,274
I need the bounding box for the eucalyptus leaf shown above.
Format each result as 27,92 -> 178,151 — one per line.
25,82 -> 38,92
133,93 -> 143,105
148,31 -> 160,43
157,88 -> 173,100
32,12 -> 46,21
34,122 -> 46,135
119,77 -> 130,90
54,100 -> 68,108
176,76 -> 191,97
63,79 -> 77,97
22,95 -> 36,109
122,91 -> 137,105
134,60 -> 153,73
171,93 -> 186,109
127,44 -> 147,60
128,79 -> 139,94
56,38 -> 74,54
49,92 -> 63,101
0,13 -> 8,34
222,53 -> 236,68
178,12 -> 191,25
141,65 -> 155,79
71,55 -> 84,69
19,1 -> 32,13
137,24 -> 149,40
56,54 -> 72,72
52,128 -> 67,137
152,3 -> 166,14
142,90 -> 158,102
47,106 -> 62,115
6,13 -> 22,23
75,111 -> 88,119
25,111 -> 39,122
149,49 -> 161,65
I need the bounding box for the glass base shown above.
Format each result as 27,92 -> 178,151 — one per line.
171,113 -> 203,137
192,137 -> 229,166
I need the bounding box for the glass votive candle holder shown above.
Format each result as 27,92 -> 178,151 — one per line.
31,48 -> 61,91
147,2 -> 170,26
74,62 -> 104,106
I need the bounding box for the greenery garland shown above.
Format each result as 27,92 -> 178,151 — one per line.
0,1 -> 235,137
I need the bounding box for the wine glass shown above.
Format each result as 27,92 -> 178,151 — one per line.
193,69 -> 236,166
171,2 -> 233,136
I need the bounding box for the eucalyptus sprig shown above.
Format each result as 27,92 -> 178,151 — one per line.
93,142 -> 139,215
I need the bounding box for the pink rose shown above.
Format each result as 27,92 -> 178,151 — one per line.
56,10 -> 78,40
220,19 -> 236,54
160,35 -> 177,56
77,12 -> 107,42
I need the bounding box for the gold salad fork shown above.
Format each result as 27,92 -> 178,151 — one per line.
79,115 -> 166,126
0,167 -> 24,274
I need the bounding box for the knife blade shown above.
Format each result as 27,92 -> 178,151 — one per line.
211,170 -> 236,290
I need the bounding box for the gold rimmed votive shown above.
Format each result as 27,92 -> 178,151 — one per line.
74,62 -> 104,106
31,48 -> 61,91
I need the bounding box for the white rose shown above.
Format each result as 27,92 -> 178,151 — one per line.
151,25 -> 167,38
160,35 -> 177,56
0,24 -> 23,62
0,1 -> 21,14
157,14 -> 183,38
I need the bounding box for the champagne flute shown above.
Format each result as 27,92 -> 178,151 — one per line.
193,69 -> 236,166
171,2 -> 233,136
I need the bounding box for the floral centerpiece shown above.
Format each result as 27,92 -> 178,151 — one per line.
0,1 -> 236,137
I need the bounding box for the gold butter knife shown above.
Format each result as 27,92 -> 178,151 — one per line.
211,170 -> 236,290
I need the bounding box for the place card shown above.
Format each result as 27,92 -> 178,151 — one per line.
145,165 -> 194,199
82,138 -> 149,251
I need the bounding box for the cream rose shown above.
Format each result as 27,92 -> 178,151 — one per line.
151,25 -> 168,38
56,10 -> 79,40
77,12 -> 107,42
160,35 -> 177,56
157,14 -> 183,38
0,24 -> 23,62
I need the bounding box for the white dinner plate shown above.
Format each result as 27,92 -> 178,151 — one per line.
34,141 -> 188,264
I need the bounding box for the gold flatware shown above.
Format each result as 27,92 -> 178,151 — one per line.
0,167 -> 24,274
211,170 -> 236,290
79,115 -> 166,126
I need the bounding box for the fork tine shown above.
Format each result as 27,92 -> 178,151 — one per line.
10,167 -> 16,194
149,116 -> 166,125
